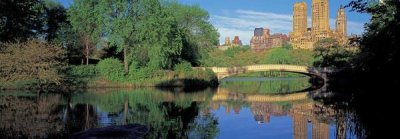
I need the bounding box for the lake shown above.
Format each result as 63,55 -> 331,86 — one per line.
0,77 -> 360,138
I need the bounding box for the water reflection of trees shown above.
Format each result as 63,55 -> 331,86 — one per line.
0,94 -> 65,138
0,90 -> 220,138
219,78 -> 312,94
0,87 -> 364,139
69,89 -> 219,138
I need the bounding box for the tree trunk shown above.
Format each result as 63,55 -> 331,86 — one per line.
86,103 -> 89,130
86,41 -> 89,65
124,99 -> 128,125
124,46 -> 128,73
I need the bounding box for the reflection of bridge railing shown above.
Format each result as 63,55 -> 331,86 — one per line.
212,88 -> 309,102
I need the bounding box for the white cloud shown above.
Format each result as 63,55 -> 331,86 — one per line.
212,9 -> 365,45
235,9 -> 292,21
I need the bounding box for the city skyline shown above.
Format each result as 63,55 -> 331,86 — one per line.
58,0 -> 369,45
177,0 -> 369,45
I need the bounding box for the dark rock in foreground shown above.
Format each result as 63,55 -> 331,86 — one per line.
70,124 -> 149,139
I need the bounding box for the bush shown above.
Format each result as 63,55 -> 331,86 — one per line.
174,61 -> 193,73
0,39 -> 65,86
128,66 -> 155,82
68,65 -> 98,78
263,47 -> 293,64
97,58 -> 125,82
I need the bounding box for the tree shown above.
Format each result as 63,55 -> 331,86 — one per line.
348,0 -> 400,75
54,23 -> 84,64
100,0 -> 155,72
263,47 -> 293,64
130,0 -> 183,70
165,3 -> 219,66
0,39 -> 65,88
68,0 -> 103,65
0,0 -> 45,42
43,0 -> 68,42
313,38 -> 355,68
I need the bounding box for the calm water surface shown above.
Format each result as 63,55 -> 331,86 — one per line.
0,77 -> 359,138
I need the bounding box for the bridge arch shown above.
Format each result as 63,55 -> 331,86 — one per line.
199,64 -> 324,79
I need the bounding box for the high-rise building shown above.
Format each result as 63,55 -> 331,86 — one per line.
290,0 -> 348,49
312,0 -> 330,34
336,6 -> 347,37
293,2 -> 307,36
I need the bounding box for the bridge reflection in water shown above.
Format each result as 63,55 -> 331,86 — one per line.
200,88 -> 346,139
0,87 -> 348,138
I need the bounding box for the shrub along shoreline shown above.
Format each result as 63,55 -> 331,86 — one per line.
0,63 -> 218,91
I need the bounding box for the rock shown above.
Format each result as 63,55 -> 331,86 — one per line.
70,124 -> 149,139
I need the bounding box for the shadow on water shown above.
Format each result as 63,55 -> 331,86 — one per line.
155,78 -> 218,93
314,71 -> 400,139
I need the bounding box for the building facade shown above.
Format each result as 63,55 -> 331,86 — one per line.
289,0 -> 348,49
250,27 -> 289,52
217,36 -> 243,50
232,36 -> 243,46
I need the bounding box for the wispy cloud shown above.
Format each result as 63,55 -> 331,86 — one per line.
212,9 -> 365,45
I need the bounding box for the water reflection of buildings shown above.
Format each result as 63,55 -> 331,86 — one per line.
205,88 -> 345,139
1,89 -> 348,138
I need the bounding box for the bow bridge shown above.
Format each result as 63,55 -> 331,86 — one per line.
195,64 -> 333,81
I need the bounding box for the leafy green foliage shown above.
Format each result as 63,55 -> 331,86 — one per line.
68,65 -> 98,78
128,67 -> 157,82
202,47 -> 264,67
97,58 -> 124,82
313,38 -> 357,68
282,42 -> 293,50
348,0 -> 400,75
263,47 -> 293,64
0,0 -> 68,42
220,77 -> 311,94
291,49 -> 314,66
224,47 -> 249,58
202,47 -> 314,67
67,0 -> 104,65
174,61 -> 193,73
67,0 -> 102,44
68,89 -> 218,138
165,3 -> 219,66
54,23 -> 84,64
0,0 -> 45,41
43,0 -> 67,41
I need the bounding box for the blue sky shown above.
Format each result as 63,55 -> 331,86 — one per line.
58,0 -> 370,45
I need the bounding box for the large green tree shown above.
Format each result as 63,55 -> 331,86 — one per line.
54,23 -> 84,64
43,0 -> 68,42
165,3 -> 219,66
67,0 -> 219,72
99,0 -> 181,72
313,38 -> 355,68
136,0 -> 183,69
348,0 -> 400,76
68,0 -> 103,65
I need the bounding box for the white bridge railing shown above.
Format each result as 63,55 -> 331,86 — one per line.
194,64 -> 335,80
